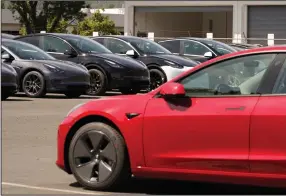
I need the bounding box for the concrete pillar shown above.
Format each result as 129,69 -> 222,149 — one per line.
124,3 -> 134,36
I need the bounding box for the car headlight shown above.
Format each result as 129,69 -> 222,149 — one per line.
44,64 -> 65,74
164,60 -> 183,69
66,103 -> 85,117
104,60 -> 124,68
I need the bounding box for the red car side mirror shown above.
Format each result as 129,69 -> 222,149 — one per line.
159,82 -> 186,98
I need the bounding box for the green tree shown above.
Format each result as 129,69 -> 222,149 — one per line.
1,1 -> 5,9
19,18 -> 69,35
8,1 -> 89,34
73,10 -> 119,36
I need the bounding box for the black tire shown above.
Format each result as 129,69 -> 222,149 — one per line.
22,71 -> 46,98
1,93 -> 9,101
120,88 -> 139,95
149,68 -> 166,90
65,92 -> 82,98
86,68 -> 107,96
69,122 -> 130,191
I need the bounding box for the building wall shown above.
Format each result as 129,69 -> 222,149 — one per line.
134,12 -> 203,37
202,11 -> 232,38
134,11 -> 232,38
2,24 -> 21,31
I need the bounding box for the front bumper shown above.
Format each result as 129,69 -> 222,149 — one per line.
56,116 -> 74,173
161,66 -> 194,81
2,83 -> 18,95
109,69 -> 150,90
46,73 -> 90,93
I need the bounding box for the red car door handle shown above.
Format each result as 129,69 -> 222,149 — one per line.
225,106 -> 245,111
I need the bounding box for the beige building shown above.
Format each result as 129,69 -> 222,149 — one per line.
2,9 -> 21,35
124,1 -> 286,44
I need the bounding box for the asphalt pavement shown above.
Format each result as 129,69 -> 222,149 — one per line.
2,93 -> 286,195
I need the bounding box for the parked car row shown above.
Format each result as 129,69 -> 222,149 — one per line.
2,33 -> 256,99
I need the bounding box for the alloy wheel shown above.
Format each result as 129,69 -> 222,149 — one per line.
150,72 -> 164,90
24,74 -> 42,96
72,130 -> 117,183
87,72 -> 102,95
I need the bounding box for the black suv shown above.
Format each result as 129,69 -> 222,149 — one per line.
91,35 -> 198,90
158,37 -> 237,63
15,33 -> 150,95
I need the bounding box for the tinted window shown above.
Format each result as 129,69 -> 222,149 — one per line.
2,40 -> 55,60
183,40 -> 210,56
129,38 -> 172,55
272,59 -> 286,94
17,36 -> 40,47
179,53 -> 276,96
39,36 -> 72,53
200,40 -> 236,55
106,38 -> 133,54
64,36 -> 112,54
93,38 -> 105,45
159,40 -> 180,53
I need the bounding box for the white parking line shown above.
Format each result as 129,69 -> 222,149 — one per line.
2,182 -> 107,195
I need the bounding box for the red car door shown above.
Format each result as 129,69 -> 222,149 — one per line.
143,53 -> 278,173
250,54 -> 286,177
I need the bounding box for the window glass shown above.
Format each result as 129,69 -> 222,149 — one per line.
40,36 -> 71,53
2,40 -> 55,60
64,36 -> 111,54
17,36 -> 40,47
199,39 -> 236,55
159,40 -> 180,53
179,53 -> 276,96
93,38 -> 105,45
129,38 -> 171,55
183,40 -> 210,56
272,59 -> 286,94
107,39 -> 133,54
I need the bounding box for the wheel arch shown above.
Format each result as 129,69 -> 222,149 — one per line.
85,63 -> 110,81
19,68 -> 46,90
64,115 -> 130,174
146,63 -> 167,83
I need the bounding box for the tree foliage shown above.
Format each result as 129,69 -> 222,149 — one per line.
73,10 -> 119,36
8,1 -> 89,34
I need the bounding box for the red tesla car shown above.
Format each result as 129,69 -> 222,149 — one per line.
57,46 -> 286,191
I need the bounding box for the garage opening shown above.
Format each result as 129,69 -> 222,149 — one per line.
134,6 -> 233,40
247,6 -> 286,45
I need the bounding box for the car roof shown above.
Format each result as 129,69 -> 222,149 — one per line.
91,35 -> 149,42
1,33 -> 16,39
15,33 -> 85,40
2,38 -> 21,43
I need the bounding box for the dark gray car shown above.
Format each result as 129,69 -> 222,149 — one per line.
1,62 -> 18,100
1,39 -> 90,98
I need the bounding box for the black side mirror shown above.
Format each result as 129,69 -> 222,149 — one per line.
64,49 -> 77,57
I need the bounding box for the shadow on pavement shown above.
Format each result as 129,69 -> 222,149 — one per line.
13,92 -> 121,99
4,98 -> 32,101
70,179 -> 286,195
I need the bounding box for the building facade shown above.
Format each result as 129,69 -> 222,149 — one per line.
124,1 -> 286,44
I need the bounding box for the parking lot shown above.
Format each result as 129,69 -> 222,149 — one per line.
2,93 -> 286,195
